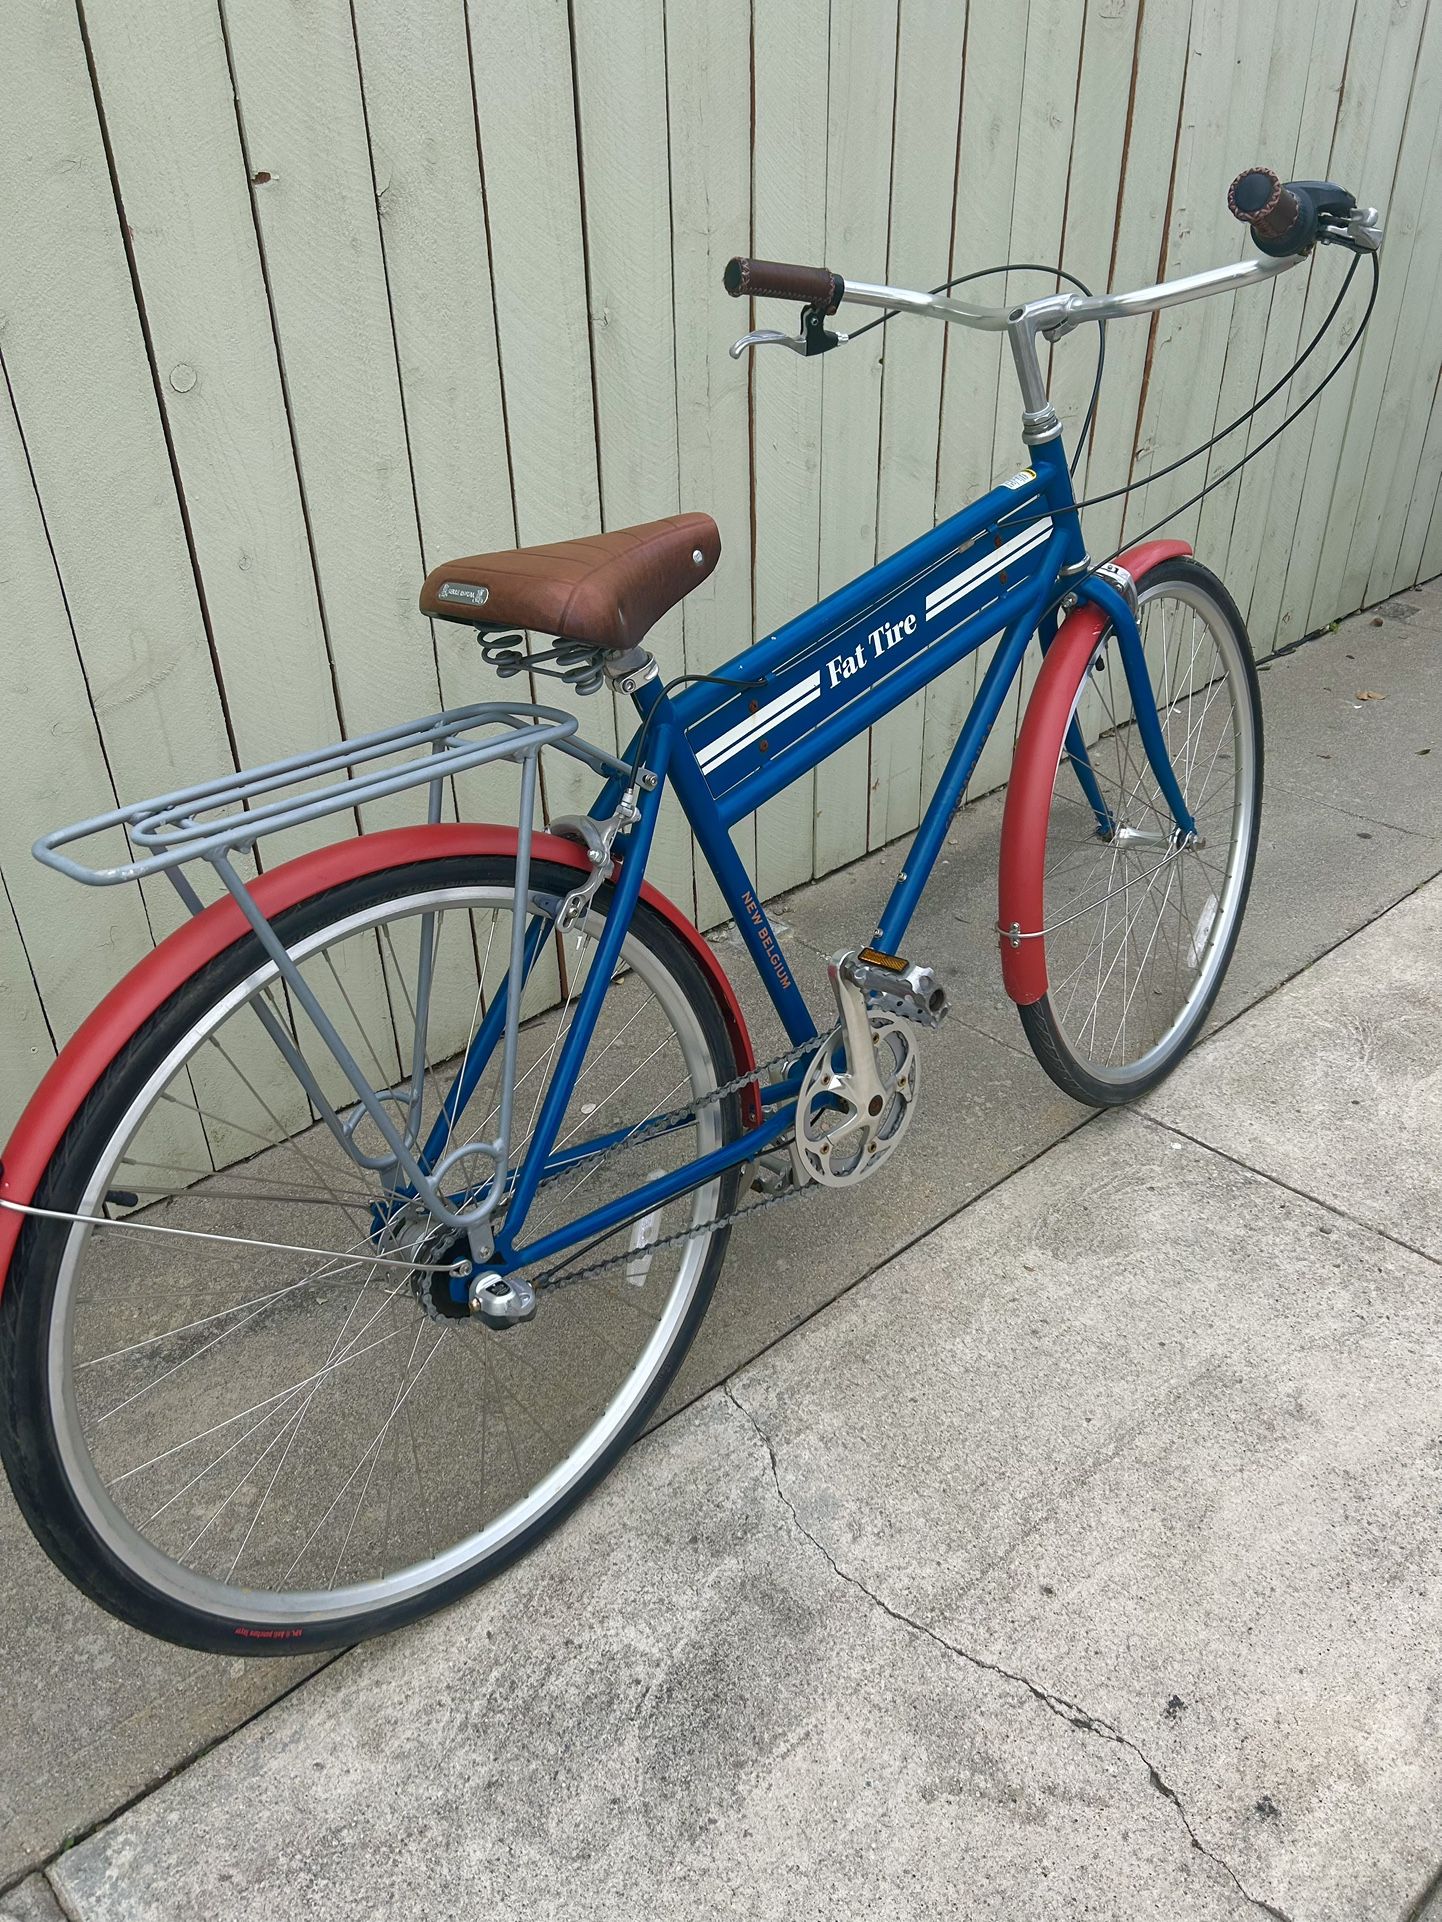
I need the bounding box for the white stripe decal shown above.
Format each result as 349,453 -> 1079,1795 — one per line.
926,520 -> 1049,611
924,519 -> 1052,622
696,674 -> 821,773
698,681 -> 820,774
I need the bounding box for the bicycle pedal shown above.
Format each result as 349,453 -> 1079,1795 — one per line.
745,1145 -> 810,1197
840,947 -> 950,1029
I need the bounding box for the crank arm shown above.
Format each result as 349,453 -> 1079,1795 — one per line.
824,953 -> 888,1116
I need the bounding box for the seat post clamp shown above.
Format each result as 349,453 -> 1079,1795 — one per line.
605,648 -> 659,697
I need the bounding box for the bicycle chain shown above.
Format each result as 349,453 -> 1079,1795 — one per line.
528,1029 -> 838,1295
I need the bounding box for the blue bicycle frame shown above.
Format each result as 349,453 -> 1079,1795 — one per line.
429,432 -> 1186,1279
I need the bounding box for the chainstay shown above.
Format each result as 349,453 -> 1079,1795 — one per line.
525,1029 -> 838,1293
531,1179 -> 822,1294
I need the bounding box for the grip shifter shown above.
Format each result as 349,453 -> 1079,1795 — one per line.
1227,166 -> 1369,257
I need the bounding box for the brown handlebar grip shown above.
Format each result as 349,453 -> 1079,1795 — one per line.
1227,167 -> 1301,244
722,256 -> 844,314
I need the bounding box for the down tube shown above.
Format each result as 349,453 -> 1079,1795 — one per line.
877,538 -> 1066,949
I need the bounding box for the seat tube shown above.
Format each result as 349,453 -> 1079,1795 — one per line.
497,725 -> 671,1247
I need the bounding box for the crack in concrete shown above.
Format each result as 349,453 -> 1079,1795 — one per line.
722,1380 -> 1294,1922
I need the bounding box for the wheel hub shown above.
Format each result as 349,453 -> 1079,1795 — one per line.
375,1200 -> 527,1327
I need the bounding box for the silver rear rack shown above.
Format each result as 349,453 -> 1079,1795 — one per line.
31,701 -> 636,1246
34,700 -> 628,887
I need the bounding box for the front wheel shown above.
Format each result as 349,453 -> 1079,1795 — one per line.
1016,558 -> 1263,1105
0,855 -> 743,1652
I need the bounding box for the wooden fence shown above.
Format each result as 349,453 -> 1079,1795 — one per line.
2,0 -> 1440,1133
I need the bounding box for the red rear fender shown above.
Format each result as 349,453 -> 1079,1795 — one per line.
0,826 -> 757,1289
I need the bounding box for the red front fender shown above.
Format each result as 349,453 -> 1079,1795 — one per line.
0,825 -> 757,1289
998,540 -> 1192,1005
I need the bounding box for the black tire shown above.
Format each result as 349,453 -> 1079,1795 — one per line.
0,856 -> 743,1653
1018,558 -> 1264,1106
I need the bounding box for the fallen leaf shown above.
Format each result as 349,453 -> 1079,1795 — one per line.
1355,689 -> 1385,700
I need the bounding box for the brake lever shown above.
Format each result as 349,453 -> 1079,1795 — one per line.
729,328 -> 808,359
729,312 -> 850,360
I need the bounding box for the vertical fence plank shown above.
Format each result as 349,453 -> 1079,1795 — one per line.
570,0 -> 696,913
1236,0 -> 1360,652
1074,0 -> 1192,567
220,0 -> 442,739
347,0 -> 527,852
79,2 -> 343,834
1365,234 -> 1442,605
1393,373 -> 1442,595
1333,0 -> 1442,612
1122,0 -> 1261,560
1146,0 -> 1292,563
349,0 -> 515,573
0,0 -> 234,828
466,0 -> 613,826
1421,466 -> 1442,585
1050,0 -> 1142,488
814,0 -> 898,879
1311,0 -> 1441,622
664,0 -> 757,928
922,1 -> 1030,812
1267,0 -> 1427,649
1198,0 -> 1350,621
0,876 -> 53,1137
969,0 -> 1085,804
0,379 -> 155,1046
751,0 -> 830,899
868,0 -> 968,853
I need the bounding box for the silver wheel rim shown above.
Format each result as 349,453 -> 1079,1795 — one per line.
46,881 -> 725,1628
1041,578 -> 1258,1084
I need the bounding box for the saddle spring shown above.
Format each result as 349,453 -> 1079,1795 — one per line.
477,631 -> 609,696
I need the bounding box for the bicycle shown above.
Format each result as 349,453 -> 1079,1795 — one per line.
0,168 -> 1382,1651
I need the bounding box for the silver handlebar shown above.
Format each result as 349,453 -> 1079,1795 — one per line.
840,199 -> 1380,341
730,203 -> 1382,442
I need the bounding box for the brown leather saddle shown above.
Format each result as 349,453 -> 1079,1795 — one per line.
419,513 -> 721,654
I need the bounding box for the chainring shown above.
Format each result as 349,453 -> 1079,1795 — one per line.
793,1012 -> 918,1187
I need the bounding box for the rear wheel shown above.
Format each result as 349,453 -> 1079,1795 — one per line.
1018,559 -> 1263,1104
0,855 -> 742,1652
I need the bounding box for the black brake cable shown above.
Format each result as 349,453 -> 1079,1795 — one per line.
1005,246 -> 1366,540
624,671 -> 763,785
1045,246 -> 1378,616
849,263 -> 1106,477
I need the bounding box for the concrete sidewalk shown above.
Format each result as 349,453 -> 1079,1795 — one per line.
2,583 -> 1440,1917
35,869 -> 1442,1922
